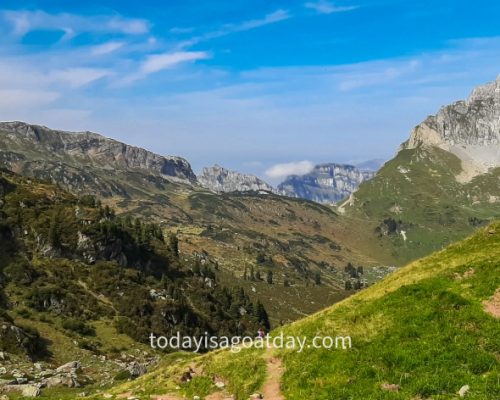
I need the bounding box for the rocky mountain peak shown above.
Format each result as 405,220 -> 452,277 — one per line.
402,76 -> 500,181
278,163 -> 375,204
0,121 -> 197,183
198,165 -> 275,193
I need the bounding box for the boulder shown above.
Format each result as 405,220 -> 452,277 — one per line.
127,362 -> 147,378
44,374 -> 79,388
56,361 -> 81,373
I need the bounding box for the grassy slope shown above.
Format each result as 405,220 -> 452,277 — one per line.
106,222 -> 500,399
0,128 -> 390,323
342,146 -> 500,264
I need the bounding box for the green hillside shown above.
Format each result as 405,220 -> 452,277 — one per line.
0,170 -> 271,392
104,222 -> 500,400
0,122 -> 389,323
340,146 -> 500,264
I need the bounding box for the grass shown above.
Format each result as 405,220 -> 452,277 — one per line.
105,222 -> 500,399
344,146 -> 500,263
276,222 -> 500,399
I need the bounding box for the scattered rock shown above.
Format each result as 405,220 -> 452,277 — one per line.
44,374 -> 79,388
127,362 -> 147,378
56,361 -> 81,373
453,268 -> 475,281
380,383 -> 400,392
22,385 -> 41,397
459,384 -> 470,397
249,394 -> 263,399
215,381 -> 225,389
2,384 -> 41,397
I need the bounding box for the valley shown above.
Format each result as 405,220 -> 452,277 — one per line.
0,76 -> 499,399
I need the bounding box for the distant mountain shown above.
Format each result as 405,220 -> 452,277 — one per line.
278,163 -> 375,204
0,121 -> 196,196
0,120 -> 385,325
341,75 -> 500,263
198,164 -> 276,194
355,158 -> 386,172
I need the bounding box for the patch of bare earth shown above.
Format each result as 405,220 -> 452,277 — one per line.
260,354 -> 285,400
483,289 -> 500,318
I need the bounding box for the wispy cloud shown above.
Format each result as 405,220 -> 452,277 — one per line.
304,1 -> 358,14
2,10 -> 150,39
179,9 -> 291,48
231,9 -> 291,31
119,51 -> 211,84
141,51 -> 210,74
265,161 -> 315,179
49,68 -> 112,88
90,41 -> 125,56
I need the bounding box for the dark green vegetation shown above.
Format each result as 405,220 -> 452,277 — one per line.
0,170 -> 268,362
341,146 -> 500,263
108,222 -> 500,399
0,122 -> 385,324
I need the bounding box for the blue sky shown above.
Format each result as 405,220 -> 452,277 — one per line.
1,0 -> 500,182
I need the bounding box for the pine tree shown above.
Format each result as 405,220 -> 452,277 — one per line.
48,212 -> 60,248
169,233 -> 179,259
255,301 -> 270,330
266,271 -> 273,284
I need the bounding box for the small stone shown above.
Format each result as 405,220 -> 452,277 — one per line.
21,384 -> 41,397
458,385 -> 470,397
56,361 -> 81,373
380,383 -> 400,392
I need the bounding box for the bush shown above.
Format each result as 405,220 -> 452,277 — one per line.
62,318 -> 95,336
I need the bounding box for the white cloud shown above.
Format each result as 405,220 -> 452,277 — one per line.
265,161 -> 315,178
49,68 -> 112,88
141,51 -> 210,74
2,10 -> 150,38
233,9 -> 291,31
178,9 -> 291,49
305,1 -> 358,14
90,41 -> 125,56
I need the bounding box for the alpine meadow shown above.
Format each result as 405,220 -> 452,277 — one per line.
0,1 -> 499,399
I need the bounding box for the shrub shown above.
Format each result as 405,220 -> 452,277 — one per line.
62,318 -> 95,336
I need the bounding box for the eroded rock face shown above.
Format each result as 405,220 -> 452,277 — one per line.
278,163 -> 375,204
402,75 -> 500,179
198,165 -> 276,194
0,122 -> 197,195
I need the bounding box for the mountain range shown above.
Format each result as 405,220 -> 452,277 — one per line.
198,162 -> 377,205
340,75 -> 500,262
0,76 -> 499,398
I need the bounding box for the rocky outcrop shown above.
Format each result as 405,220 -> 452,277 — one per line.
0,121 -> 196,181
278,163 -> 374,204
0,122 -> 197,195
198,165 -> 275,194
402,75 -> 500,181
